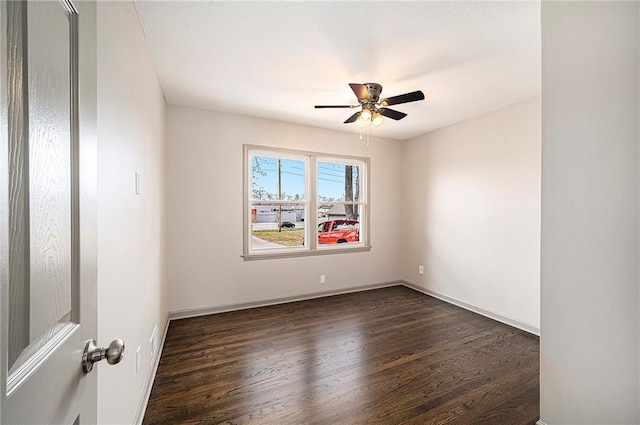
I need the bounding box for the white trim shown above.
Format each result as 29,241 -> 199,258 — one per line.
133,315 -> 170,425
169,281 -> 399,320
169,279 -> 539,332
536,421 -> 547,425
402,281 -> 540,336
243,144 -> 370,259
241,244 -> 371,261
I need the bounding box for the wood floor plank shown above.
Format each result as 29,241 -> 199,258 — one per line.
143,286 -> 539,424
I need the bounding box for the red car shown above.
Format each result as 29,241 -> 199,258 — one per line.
318,219 -> 360,244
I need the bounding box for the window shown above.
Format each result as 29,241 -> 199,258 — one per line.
243,145 -> 370,260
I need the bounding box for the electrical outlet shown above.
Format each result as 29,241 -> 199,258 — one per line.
136,346 -> 141,374
418,265 -> 424,275
320,274 -> 326,284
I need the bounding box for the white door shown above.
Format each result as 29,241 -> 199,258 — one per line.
1,0 -> 102,423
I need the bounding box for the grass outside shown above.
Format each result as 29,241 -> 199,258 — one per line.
252,229 -> 305,246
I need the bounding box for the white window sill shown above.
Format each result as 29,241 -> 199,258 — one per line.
242,245 -> 372,261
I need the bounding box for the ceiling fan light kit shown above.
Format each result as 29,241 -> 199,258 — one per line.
315,82 -> 425,142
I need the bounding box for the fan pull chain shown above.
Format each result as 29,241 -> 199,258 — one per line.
358,125 -> 370,144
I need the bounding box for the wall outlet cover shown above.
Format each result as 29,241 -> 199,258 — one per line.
150,324 -> 157,362
136,346 -> 141,374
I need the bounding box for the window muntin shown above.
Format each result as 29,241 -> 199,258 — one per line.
244,146 -> 369,259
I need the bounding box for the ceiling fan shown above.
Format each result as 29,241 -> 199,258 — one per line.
314,83 -> 425,128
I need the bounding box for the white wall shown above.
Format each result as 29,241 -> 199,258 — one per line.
166,105 -> 402,313
97,2 -> 167,424
540,2 -> 639,424
401,97 -> 541,332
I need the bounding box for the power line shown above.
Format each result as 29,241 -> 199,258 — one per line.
257,168 -> 304,177
318,177 -> 344,184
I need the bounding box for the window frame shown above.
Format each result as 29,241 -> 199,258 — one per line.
243,145 -> 371,260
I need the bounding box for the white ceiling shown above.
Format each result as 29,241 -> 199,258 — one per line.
134,1 -> 541,141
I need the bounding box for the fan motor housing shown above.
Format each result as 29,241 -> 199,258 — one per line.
364,83 -> 383,102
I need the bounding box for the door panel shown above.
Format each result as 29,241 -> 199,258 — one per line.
9,0 -> 74,378
25,0 -> 73,353
1,0 -> 97,423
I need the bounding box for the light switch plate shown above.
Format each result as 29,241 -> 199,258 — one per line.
135,172 -> 140,195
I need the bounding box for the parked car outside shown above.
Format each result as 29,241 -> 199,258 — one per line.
280,221 -> 296,228
318,219 -> 359,244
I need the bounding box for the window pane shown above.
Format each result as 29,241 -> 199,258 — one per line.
317,162 -> 360,202
251,156 -> 305,201
251,204 -> 306,250
317,206 -> 361,245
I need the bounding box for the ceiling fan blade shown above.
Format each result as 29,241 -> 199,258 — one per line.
349,83 -> 371,102
378,108 -> 407,121
315,105 -> 356,109
380,90 -> 425,106
344,111 -> 361,124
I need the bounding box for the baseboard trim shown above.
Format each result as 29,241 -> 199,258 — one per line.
169,281 -> 401,320
133,315 -> 170,425
536,421 -> 547,425
168,280 -> 540,335
401,281 -> 540,336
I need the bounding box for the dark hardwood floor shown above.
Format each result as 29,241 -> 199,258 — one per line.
143,286 -> 539,424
